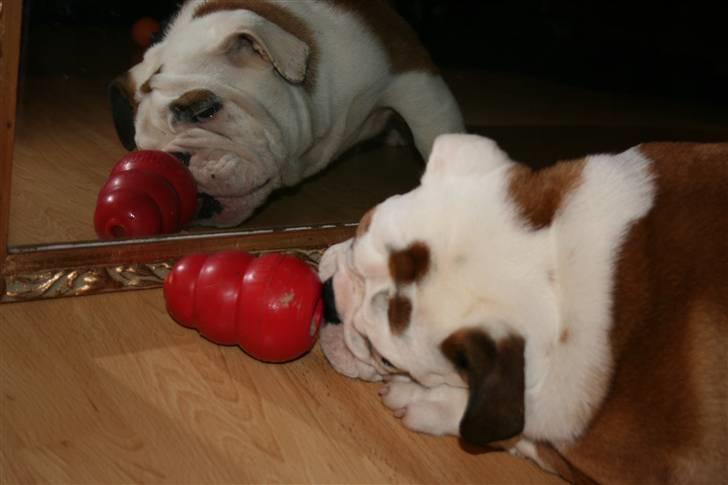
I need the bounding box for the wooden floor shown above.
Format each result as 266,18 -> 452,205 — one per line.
0,290 -> 563,484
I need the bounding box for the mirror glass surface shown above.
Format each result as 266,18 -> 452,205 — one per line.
9,1 -> 728,247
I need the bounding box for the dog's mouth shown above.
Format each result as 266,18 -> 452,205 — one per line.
243,177 -> 272,197
322,277 -> 341,323
197,192 -> 224,219
196,177 -> 273,221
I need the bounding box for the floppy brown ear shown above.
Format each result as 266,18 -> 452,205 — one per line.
441,329 -> 525,447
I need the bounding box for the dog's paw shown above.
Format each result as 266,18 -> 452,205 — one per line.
380,383 -> 468,437
380,381 -> 424,410
400,399 -> 459,436
508,439 -> 552,472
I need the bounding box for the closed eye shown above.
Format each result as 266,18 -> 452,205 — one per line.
170,91 -> 222,125
381,357 -> 395,369
191,101 -> 222,123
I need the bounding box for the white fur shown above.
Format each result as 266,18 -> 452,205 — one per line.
381,381 -> 468,436
525,147 -> 655,443
126,0 -> 464,226
321,134 -> 656,447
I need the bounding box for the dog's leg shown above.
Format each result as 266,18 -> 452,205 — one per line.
380,381 -> 468,437
380,72 -> 465,159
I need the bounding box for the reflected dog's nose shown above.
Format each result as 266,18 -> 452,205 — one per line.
322,277 -> 341,324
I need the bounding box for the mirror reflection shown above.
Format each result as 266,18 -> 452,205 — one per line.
10,1 -> 728,246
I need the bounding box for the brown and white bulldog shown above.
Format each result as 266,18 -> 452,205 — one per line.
319,134 -> 728,484
109,0 -> 464,227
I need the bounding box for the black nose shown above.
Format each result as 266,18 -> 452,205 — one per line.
322,277 -> 341,324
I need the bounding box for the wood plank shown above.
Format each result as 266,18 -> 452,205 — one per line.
0,290 -> 563,484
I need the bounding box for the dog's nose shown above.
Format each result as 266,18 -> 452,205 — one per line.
322,277 -> 341,324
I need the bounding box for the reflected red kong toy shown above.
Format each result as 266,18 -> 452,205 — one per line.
163,251 -> 323,363
94,151 -> 197,240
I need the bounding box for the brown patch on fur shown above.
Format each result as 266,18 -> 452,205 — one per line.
388,294 -> 412,335
356,207 -> 376,238
140,67 -> 162,94
388,242 -> 430,285
559,328 -> 570,344
555,142 -> 728,483
508,158 -> 586,230
192,0 -> 318,91
440,328 -> 472,383
441,329 -> 525,447
330,0 -> 437,74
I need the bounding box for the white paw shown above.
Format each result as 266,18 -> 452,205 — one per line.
379,383 -> 468,437
510,439 -> 550,471
400,399 -> 457,436
380,381 -> 424,411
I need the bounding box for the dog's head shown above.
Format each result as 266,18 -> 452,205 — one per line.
320,134 -> 564,447
109,2 -> 312,226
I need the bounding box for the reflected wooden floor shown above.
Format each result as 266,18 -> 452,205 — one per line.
0,290 -> 563,484
10,70 -> 728,246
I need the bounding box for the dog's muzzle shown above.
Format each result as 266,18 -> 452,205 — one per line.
322,277 -> 341,324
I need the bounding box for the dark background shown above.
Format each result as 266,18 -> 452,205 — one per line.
21,0 -> 728,107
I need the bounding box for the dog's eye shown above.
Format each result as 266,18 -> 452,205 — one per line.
191,101 -> 222,123
381,357 -> 395,369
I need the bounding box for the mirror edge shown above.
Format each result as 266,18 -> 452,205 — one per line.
0,2 -> 355,303
1,225 -> 354,303
1,0 -> 22,294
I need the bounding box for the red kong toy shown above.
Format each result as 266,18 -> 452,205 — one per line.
94,151 -> 197,239
163,251 -> 323,363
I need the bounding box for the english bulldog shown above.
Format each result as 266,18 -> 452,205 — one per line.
319,134 -> 728,484
109,0 -> 464,227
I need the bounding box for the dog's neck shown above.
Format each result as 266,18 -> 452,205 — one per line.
522,148 -> 656,445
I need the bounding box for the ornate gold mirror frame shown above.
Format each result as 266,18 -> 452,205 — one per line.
0,2 -> 353,303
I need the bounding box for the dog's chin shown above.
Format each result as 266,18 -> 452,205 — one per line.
195,182 -> 274,228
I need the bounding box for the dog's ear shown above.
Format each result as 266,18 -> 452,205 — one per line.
422,134 -> 511,185
441,328 -> 525,447
217,12 -> 310,84
108,74 -> 138,151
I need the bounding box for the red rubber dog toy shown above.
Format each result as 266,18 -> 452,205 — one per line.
163,251 -> 323,363
94,151 -> 197,239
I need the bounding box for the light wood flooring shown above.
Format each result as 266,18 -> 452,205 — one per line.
0,290 -> 563,484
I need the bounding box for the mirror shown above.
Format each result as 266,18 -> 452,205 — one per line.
9,1 -> 429,245
3,1 -> 727,302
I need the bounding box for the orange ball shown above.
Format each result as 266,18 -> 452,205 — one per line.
131,17 -> 161,48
